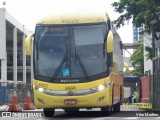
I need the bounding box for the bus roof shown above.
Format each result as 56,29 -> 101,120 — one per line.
37,10 -> 109,25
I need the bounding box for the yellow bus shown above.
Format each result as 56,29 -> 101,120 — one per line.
25,10 -> 124,117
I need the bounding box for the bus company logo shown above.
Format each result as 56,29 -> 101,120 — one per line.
68,91 -> 74,96
61,79 -> 80,83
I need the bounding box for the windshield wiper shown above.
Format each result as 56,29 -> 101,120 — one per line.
76,54 -> 90,81
50,56 -> 67,81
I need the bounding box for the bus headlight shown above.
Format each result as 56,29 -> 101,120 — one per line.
39,88 -> 44,92
90,82 -> 110,92
36,87 -> 44,92
98,85 -> 105,91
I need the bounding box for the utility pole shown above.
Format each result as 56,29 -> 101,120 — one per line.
150,12 -> 160,110
151,23 -> 156,108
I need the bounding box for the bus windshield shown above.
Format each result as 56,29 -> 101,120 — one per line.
34,23 -> 108,82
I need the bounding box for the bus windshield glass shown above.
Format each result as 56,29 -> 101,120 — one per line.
34,23 -> 108,82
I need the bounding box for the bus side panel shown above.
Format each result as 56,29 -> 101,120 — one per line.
110,72 -> 123,105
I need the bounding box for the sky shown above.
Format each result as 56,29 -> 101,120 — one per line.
0,0 -> 133,44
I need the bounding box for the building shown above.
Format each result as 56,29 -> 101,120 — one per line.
142,15 -> 160,109
143,32 -> 153,74
133,24 -> 144,43
122,25 -> 144,73
0,8 -> 31,85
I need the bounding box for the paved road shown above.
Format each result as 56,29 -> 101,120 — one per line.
0,105 -> 159,120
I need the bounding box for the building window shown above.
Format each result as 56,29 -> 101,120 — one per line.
7,55 -> 13,66
6,41 -> 13,46
17,40 -> 22,48
26,56 -> 31,66
17,54 -> 23,66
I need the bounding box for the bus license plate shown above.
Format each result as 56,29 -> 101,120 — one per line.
64,99 -> 77,105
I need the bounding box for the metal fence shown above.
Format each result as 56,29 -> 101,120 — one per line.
152,56 -> 160,110
0,81 -> 33,106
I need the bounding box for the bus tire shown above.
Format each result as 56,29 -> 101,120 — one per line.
43,108 -> 55,117
101,106 -> 111,116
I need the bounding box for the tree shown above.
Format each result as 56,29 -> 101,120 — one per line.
112,0 -> 160,31
145,46 -> 153,60
129,38 -> 144,76
112,0 -> 160,75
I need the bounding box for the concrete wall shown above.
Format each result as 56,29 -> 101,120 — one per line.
0,9 -> 6,59
143,32 -> 153,74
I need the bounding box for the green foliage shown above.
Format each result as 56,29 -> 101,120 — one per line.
112,0 -> 160,30
129,38 -> 144,76
145,46 -> 153,60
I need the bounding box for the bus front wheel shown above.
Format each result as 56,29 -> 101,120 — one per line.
43,108 -> 55,117
101,106 -> 111,116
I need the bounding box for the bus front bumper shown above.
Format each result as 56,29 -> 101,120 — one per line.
34,87 -> 112,109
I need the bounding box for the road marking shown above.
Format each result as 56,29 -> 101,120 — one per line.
124,117 -> 138,119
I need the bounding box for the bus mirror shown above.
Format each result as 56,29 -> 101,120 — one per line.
25,34 -> 33,56
106,31 -> 113,53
